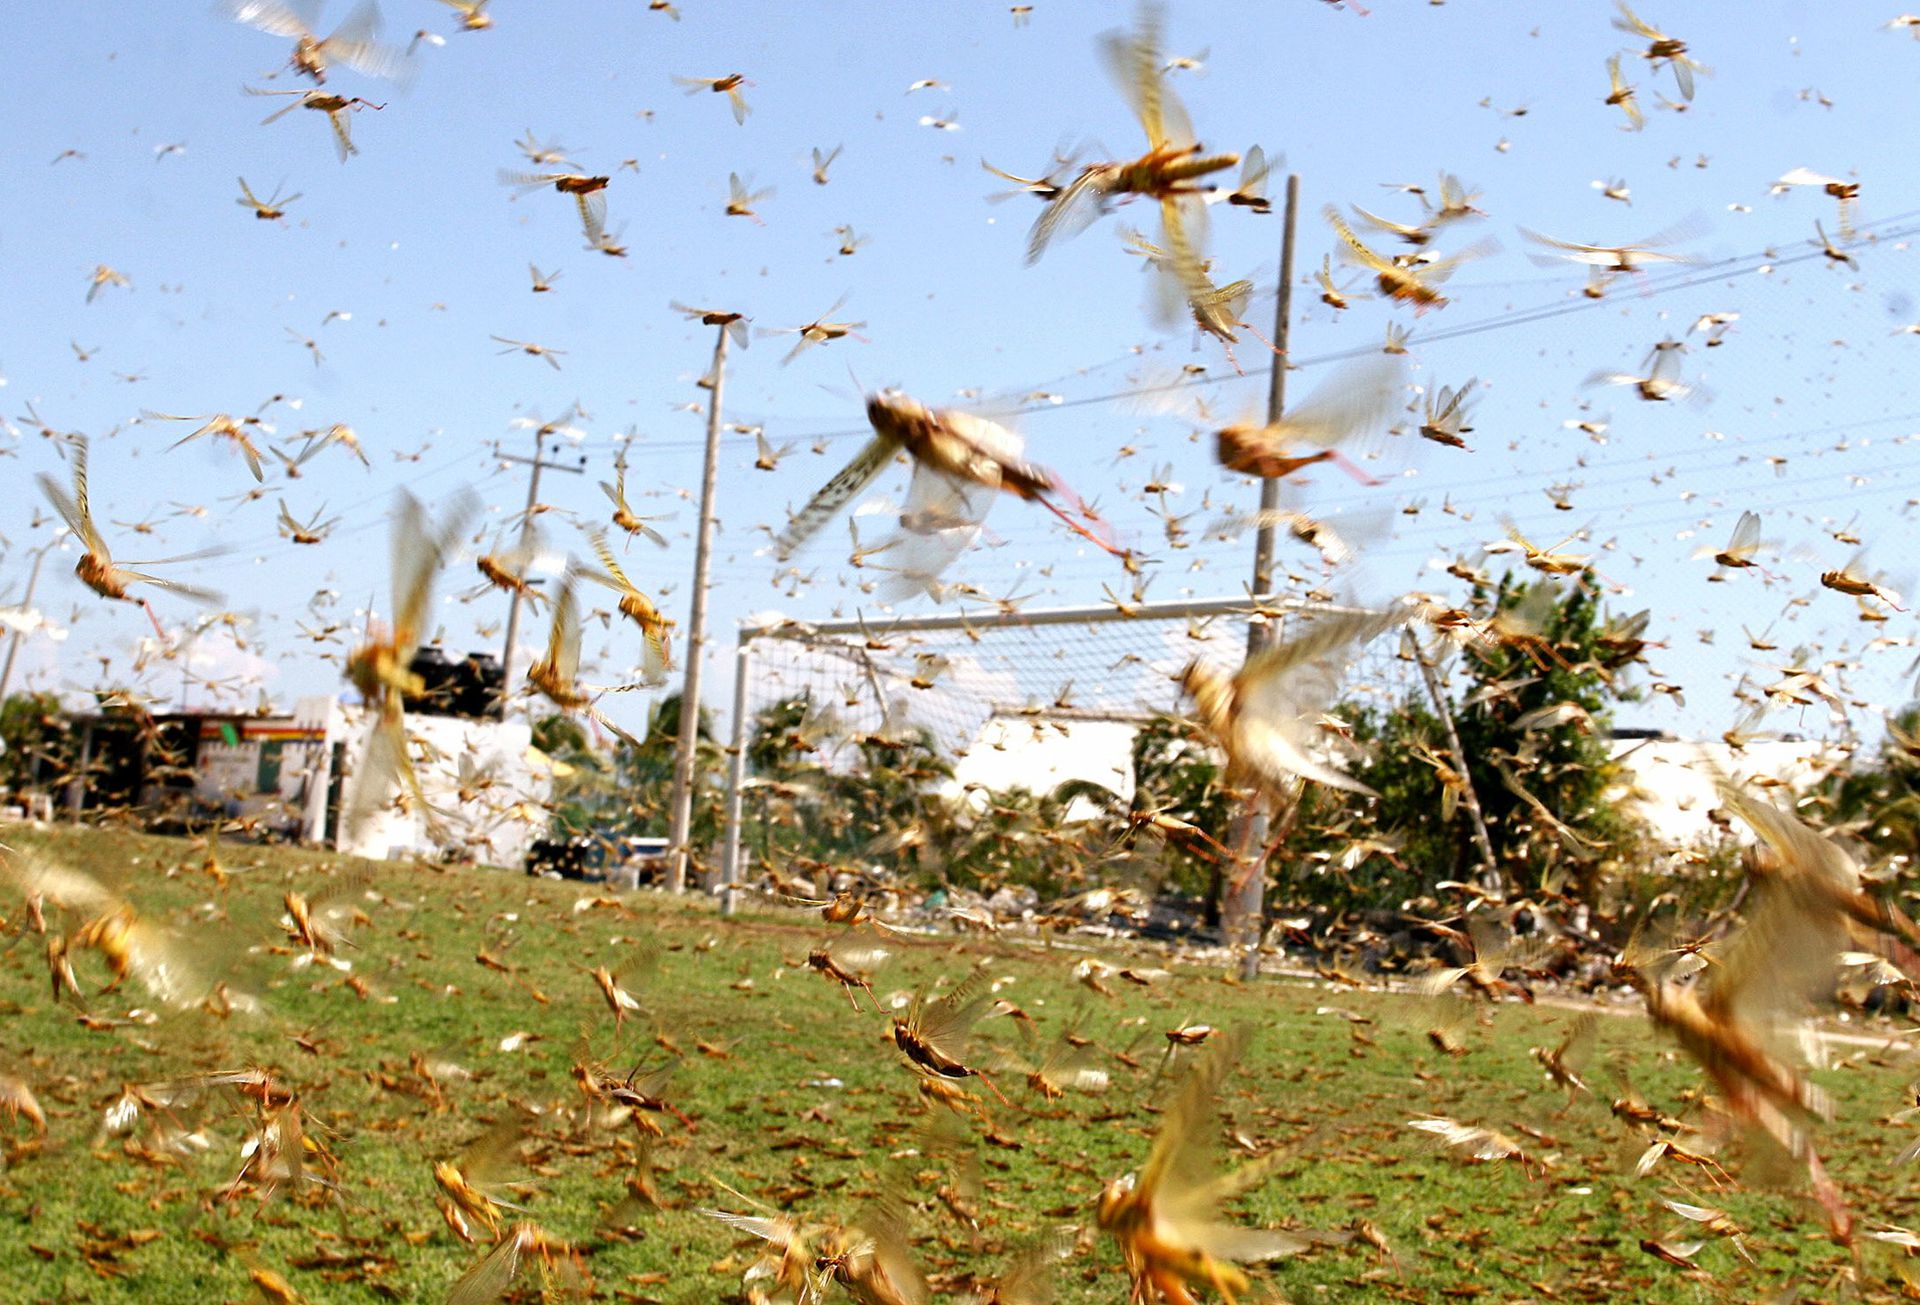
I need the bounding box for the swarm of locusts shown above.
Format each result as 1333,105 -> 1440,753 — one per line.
13,0 -> 1920,1300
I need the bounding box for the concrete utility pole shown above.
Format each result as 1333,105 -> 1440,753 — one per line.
1224,172 -> 1300,982
0,538 -> 60,704
496,431 -> 584,717
664,324 -> 731,893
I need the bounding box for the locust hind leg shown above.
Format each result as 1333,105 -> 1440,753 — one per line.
1034,493 -> 1128,560
1327,449 -> 1382,487
973,1071 -> 1012,1107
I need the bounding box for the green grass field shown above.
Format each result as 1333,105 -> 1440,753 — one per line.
1,822 -> 1917,1304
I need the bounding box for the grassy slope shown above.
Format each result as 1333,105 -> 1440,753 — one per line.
0,822 -> 1916,1304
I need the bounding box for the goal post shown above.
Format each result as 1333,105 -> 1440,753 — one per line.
713,593 -> 1392,916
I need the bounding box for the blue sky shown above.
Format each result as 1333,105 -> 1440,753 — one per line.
3,0 -> 1918,744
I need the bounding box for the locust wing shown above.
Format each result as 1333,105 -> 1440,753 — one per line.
1098,3 -> 1194,151
1278,354 -> 1407,450
1139,1029 -> 1312,1264
1232,606 -> 1405,796
775,435 -> 899,561
37,434 -> 107,555
391,489 -> 475,661
1026,165 -> 1118,264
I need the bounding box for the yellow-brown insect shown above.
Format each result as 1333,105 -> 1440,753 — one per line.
143,409 -> 271,482
669,300 -> 751,349
723,171 -> 773,223
1613,0 -> 1708,101
774,392 -> 1123,573
1214,355 -> 1403,483
1603,53 -> 1644,129
246,1266 -> 304,1305
765,295 -> 865,365
446,1222 -> 585,1305
812,143 -> 843,184
1821,553 -> 1904,609
436,0 -> 493,32
598,457 -> 672,547
1326,207 -> 1493,312
674,72 -> 752,124
806,934 -> 890,1013
1098,1028 -> 1309,1303
247,87 -> 385,162
1180,606 -> 1406,802
490,335 -> 566,369
85,264 -> 131,303
892,971 -> 1011,1105
277,499 -> 339,545
1026,3 -> 1237,265
433,1114 -> 532,1243
236,176 -> 301,220
342,490 -> 474,841
576,527 -> 673,684
499,168 -> 610,242
1418,379 -> 1477,450
222,0 -> 409,85
37,434 -> 220,635
524,581 -> 644,748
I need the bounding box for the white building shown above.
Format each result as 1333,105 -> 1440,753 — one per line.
63,696 -> 553,868
1607,732 -> 1841,849
948,714 -> 1138,817
329,700 -> 553,868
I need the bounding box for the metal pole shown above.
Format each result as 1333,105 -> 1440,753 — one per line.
1225,172 -> 1300,981
499,438 -> 545,716
497,433 -> 584,716
1407,629 -> 1504,895
665,324 -> 731,893
0,540 -> 56,704
718,631 -> 753,916
1250,174 -> 1300,609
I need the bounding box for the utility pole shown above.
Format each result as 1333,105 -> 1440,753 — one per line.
0,537 -> 60,704
496,431 -> 584,717
1224,172 -> 1300,982
665,324 -> 731,893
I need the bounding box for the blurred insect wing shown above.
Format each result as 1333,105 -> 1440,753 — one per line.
774,435 -> 898,561
1231,144 -> 1272,210
1724,510 -> 1760,561
543,581 -> 583,684
1026,166 -> 1116,264
1097,3 -> 1194,150
446,1228 -> 525,1305
1281,354 -> 1407,449
1325,206 -> 1394,274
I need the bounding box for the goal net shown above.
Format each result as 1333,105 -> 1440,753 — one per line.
714,594 -> 1417,901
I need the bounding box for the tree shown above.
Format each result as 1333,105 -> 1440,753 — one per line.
1824,704 -> 1920,865
617,693 -> 725,852
1126,715 -> 1235,916
1347,577 -> 1646,911
743,692 -> 838,869
531,713 -> 608,838
0,692 -> 72,799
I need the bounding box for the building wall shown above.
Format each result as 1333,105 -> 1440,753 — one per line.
948,715 -> 1137,818
328,699 -> 553,869
1607,735 -> 1841,850
190,714 -> 327,834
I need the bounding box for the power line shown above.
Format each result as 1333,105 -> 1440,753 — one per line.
111,210 -> 1920,615
575,208 -> 1920,457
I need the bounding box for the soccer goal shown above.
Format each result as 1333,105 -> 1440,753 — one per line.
712,593 -> 1408,912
